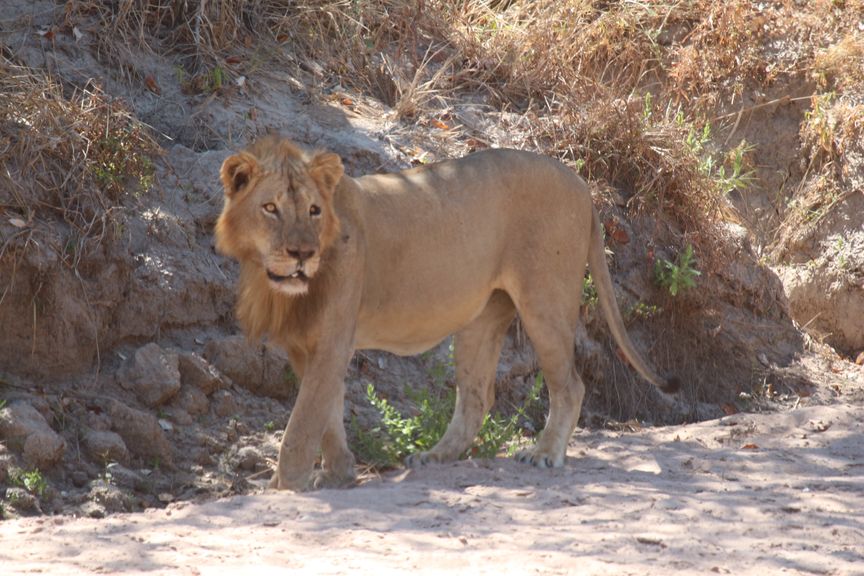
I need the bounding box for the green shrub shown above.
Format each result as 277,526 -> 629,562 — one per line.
353,373 -> 544,468
655,244 -> 701,296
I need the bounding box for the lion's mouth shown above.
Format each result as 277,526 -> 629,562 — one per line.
267,269 -> 308,283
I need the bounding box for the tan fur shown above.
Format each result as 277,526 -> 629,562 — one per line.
215,136 -> 678,491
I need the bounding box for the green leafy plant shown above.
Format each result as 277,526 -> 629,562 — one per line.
582,272 -> 598,308
655,244 -> 701,296
353,373 -> 545,468
11,469 -> 47,498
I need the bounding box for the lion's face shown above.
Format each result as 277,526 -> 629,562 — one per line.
215,138 -> 344,296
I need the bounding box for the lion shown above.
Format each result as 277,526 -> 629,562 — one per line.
215,135 -> 679,491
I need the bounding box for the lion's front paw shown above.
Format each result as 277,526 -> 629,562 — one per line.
515,448 -> 565,469
311,468 -> 357,490
267,468 -> 314,492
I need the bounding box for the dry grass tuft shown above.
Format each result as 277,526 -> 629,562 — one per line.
0,55 -> 158,267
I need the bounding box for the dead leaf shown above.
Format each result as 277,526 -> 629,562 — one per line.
9,218 -> 27,228
611,227 -> 630,244
144,76 -> 161,95
741,443 -> 759,450
38,28 -> 55,40
341,97 -> 354,106
225,55 -> 242,65
721,403 -> 738,416
603,219 -> 629,244
72,26 -> 83,42
855,351 -> 864,365
465,137 -> 487,150
431,119 -> 449,130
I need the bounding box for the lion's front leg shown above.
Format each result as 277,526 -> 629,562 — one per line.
270,352 -> 354,491
313,391 -> 356,489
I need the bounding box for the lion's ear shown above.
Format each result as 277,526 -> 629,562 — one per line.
308,152 -> 344,197
220,152 -> 260,198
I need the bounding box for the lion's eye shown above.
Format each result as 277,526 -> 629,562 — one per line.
263,203 -> 278,214
309,204 -> 322,217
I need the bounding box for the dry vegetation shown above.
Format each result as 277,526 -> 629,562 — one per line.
0,54 -> 158,268
50,0 -> 862,257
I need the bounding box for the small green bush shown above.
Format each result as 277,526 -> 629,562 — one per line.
353,373 -> 544,468
11,469 -> 47,498
655,244 -> 701,296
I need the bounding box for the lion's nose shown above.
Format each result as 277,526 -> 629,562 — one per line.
286,246 -> 316,262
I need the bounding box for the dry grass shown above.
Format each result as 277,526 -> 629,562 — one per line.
0,55 -> 158,268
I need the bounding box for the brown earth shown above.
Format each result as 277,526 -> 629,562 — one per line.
3,369 -> 863,575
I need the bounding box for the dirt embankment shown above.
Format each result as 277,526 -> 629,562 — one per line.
0,2 -> 862,568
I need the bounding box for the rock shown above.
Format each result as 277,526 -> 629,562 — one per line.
0,446 -> 11,484
119,343 -> 182,408
164,407 -> 193,426
5,487 -> 41,514
176,385 -> 209,416
70,470 -> 89,488
231,446 -> 264,472
0,402 -> 65,469
212,390 -> 240,418
106,400 -> 173,466
80,501 -> 106,519
82,429 -> 129,464
88,479 -> 137,513
204,335 -> 298,399
178,351 -> 225,395
105,463 -> 146,490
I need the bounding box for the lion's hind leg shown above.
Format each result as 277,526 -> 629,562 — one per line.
512,295 -> 584,468
405,291 -> 515,467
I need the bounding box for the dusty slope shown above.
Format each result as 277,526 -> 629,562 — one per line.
3,390 -> 863,576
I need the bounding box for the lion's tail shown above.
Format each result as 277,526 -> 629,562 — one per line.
587,209 -> 680,394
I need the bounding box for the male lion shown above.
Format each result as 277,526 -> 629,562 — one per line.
215,135 -> 678,491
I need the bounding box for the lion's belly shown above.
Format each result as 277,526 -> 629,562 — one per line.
354,290 -> 492,356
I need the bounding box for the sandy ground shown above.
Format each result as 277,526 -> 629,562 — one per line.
3,398 -> 863,576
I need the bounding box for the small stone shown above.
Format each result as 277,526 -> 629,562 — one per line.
212,390 -> 240,418
232,446 -> 264,471
89,480 -> 137,513
178,352 -> 224,395
71,470 -> 89,488
0,402 -> 65,469
104,463 -> 146,490
6,487 -> 41,514
82,429 -> 129,464
176,385 -> 209,416
80,501 -> 105,519
119,343 -> 182,408
204,336 -> 296,399
106,400 -> 173,466
165,407 -> 193,426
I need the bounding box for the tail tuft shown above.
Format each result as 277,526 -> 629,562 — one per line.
661,376 -> 681,394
